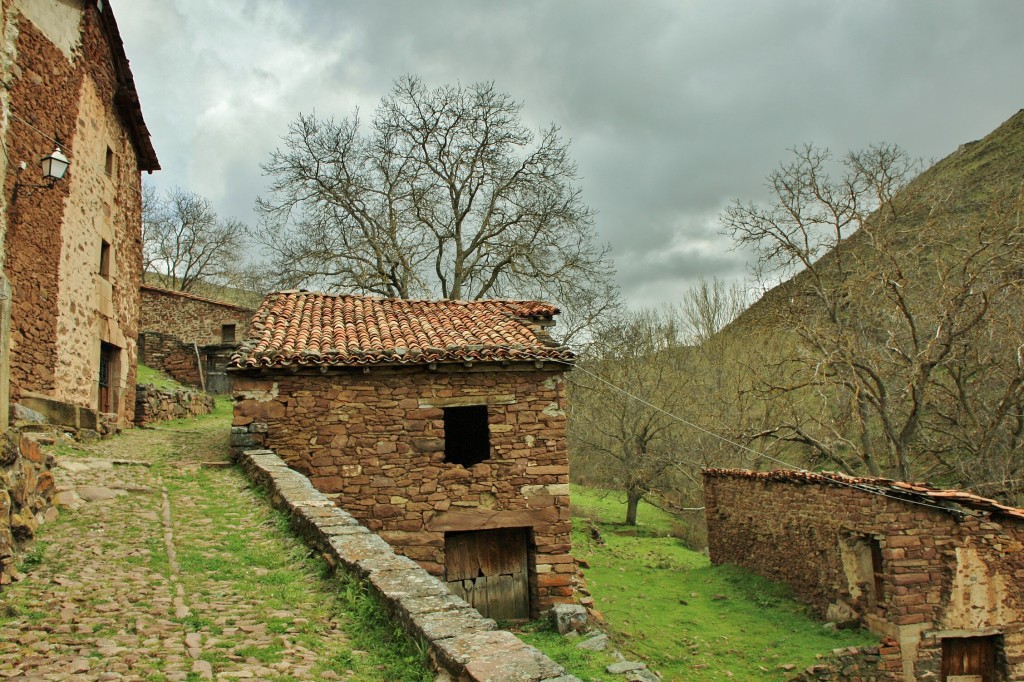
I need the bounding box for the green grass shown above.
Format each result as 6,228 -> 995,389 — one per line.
166,461 -> 431,682
570,486 -> 682,536
513,618 -> 618,680
550,486 -> 879,681
136,362 -> 185,390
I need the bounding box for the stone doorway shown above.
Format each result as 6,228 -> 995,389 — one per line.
445,528 -> 530,620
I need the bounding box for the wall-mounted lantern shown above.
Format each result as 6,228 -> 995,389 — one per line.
39,146 -> 70,184
12,144 -> 70,201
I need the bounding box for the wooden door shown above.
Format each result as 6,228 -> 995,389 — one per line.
942,636 -> 997,682
98,342 -> 113,413
445,528 -> 530,620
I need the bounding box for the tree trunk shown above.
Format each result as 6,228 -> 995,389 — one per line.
625,490 -> 642,526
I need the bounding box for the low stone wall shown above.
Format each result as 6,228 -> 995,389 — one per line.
134,385 -> 215,426
1,429 -> 57,586
238,448 -> 580,682
139,331 -> 202,388
789,641 -> 902,682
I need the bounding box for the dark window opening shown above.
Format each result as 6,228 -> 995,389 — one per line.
104,146 -> 115,176
221,324 -> 236,343
869,538 -> 885,603
99,240 -> 111,279
444,405 -> 490,467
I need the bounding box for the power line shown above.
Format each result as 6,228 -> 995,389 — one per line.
531,351 -> 989,519
7,110 -> 73,156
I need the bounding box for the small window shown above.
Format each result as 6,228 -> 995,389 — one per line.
869,538 -> 884,602
104,146 -> 115,176
99,240 -> 111,279
221,324 -> 236,343
841,534 -> 886,612
444,405 -> 490,467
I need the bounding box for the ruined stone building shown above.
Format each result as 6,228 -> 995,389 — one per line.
704,468 -> 1024,681
0,0 -> 158,430
230,291 -> 578,619
139,285 -> 254,394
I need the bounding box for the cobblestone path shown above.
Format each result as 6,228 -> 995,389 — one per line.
0,411 -> 427,682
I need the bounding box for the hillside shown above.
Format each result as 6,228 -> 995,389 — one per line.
708,109 -> 1024,499
731,108 -> 1024,334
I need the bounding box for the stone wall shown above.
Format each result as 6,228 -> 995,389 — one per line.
704,470 -> 1024,681
140,286 -> 254,347
0,428 -> 56,586
139,331 -> 202,387
139,330 -> 237,394
239,447 -> 579,682
2,1 -> 146,428
134,384 -> 214,427
789,642 -> 902,682
231,367 -> 578,614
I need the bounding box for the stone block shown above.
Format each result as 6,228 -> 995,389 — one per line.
549,604 -> 587,634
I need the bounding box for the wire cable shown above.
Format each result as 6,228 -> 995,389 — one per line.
527,351 -> 991,519
8,110 -> 73,156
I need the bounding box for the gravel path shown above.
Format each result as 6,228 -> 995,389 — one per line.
0,415 -> 412,682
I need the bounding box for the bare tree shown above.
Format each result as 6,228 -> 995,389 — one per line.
568,308 -> 694,525
722,144 -> 1024,498
681,276 -> 751,346
143,184 -> 247,293
254,75 -> 619,340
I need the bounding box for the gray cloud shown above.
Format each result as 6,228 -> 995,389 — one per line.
115,0 -> 1024,308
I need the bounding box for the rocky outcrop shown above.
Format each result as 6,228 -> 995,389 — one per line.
134,385 -> 215,426
0,429 -> 57,586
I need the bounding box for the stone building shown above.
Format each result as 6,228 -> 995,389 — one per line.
139,285 -> 254,393
230,291 -> 578,619
704,468 -> 1024,681
0,0 -> 159,430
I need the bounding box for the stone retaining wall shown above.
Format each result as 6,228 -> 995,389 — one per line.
0,429 -> 56,586
134,385 -> 215,426
139,331 -> 203,388
789,642 -> 902,682
238,447 -> 580,682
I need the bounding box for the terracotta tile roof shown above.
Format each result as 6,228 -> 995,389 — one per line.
230,291 -> 574,369
703,468 -> 1024,521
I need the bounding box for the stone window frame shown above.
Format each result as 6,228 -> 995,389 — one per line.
840,531 -> 886,613
99,239 -> 111,279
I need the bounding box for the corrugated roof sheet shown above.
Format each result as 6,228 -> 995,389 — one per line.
230,291 -> 574,369
703,468 -> 1024,521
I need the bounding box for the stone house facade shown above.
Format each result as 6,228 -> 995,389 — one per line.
0,0 -> 158,430
704,468 -> 1024,681
230,291 -> 578,619
139,285 -> 254,393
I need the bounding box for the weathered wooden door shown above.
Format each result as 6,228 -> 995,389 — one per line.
942,636 -> 997,682
445,528 -> 530,620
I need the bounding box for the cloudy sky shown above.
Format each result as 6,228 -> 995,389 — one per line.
115,1 -> 1024,309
